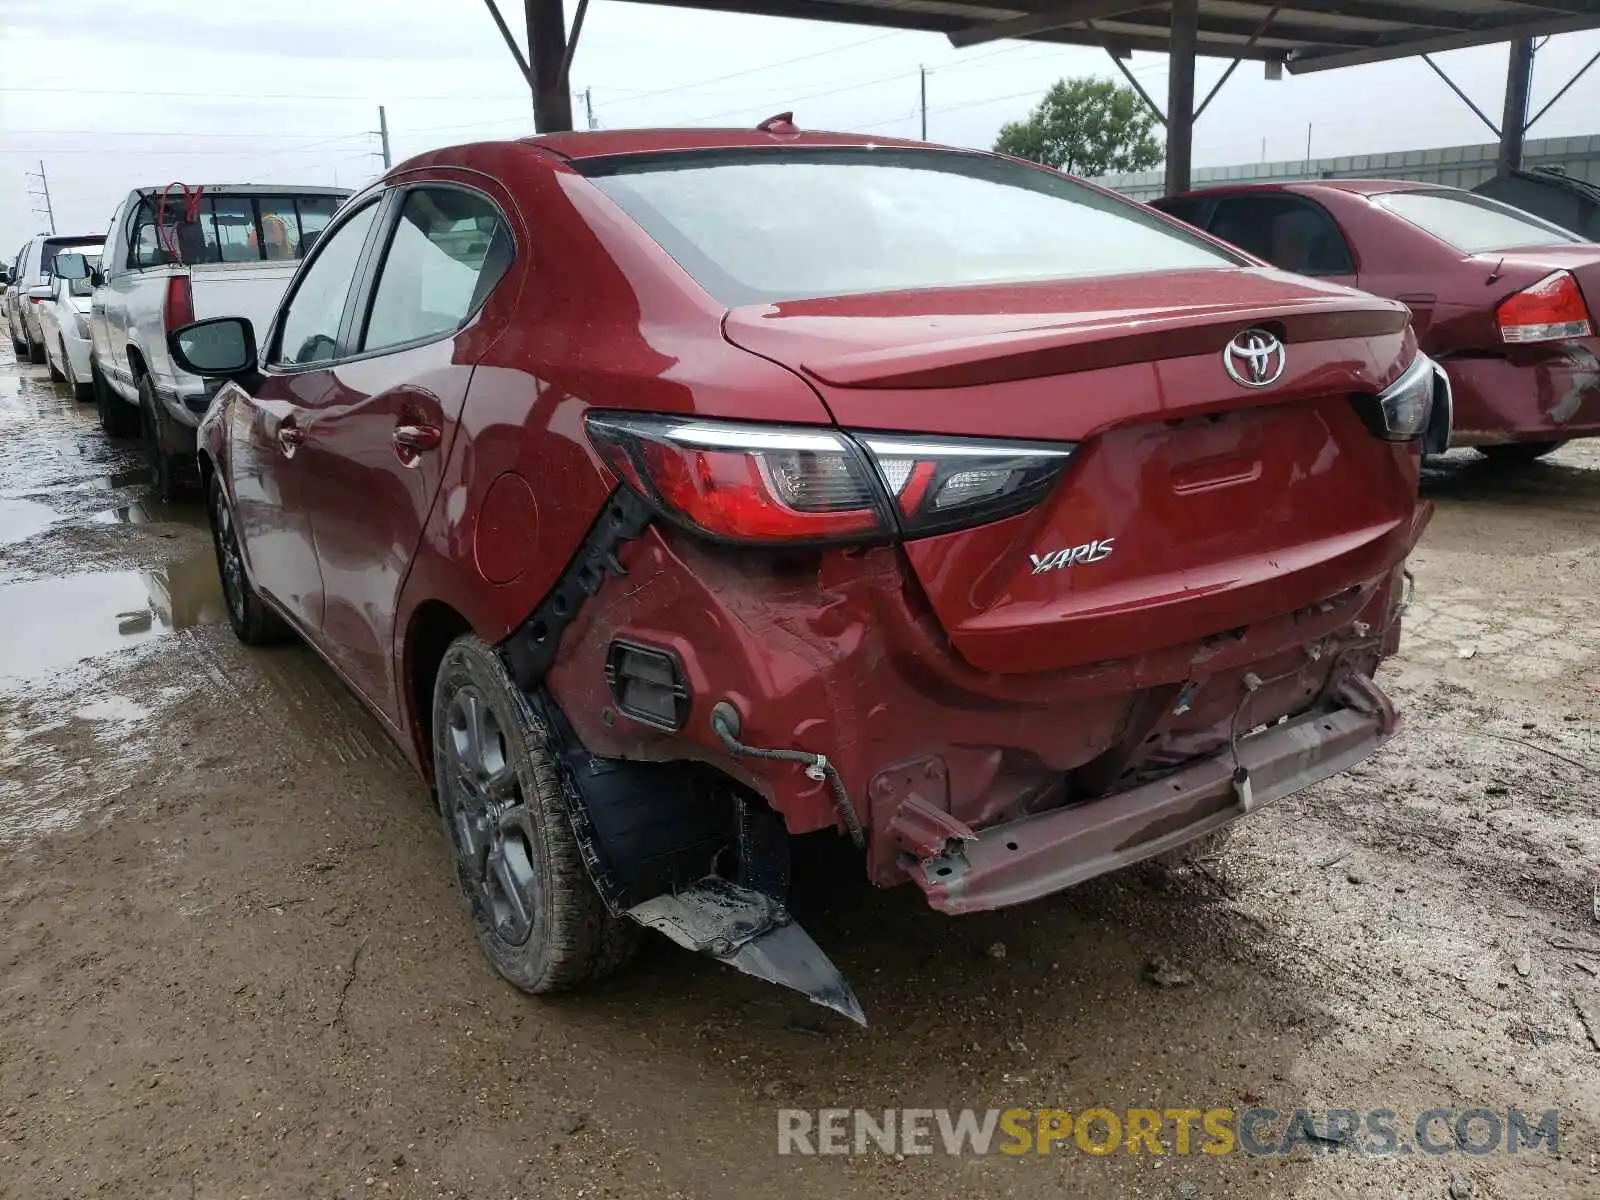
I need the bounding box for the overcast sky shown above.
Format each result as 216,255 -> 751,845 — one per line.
3,0 -> 1600,244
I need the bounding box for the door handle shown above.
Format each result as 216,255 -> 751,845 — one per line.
393,424 -> 442,453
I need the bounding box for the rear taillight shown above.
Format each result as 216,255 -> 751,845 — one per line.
584,412 -> 1075,545
585,414 -> 891,544
163,275 -> 195,331
857,434 -> 1076,536
1497,270 -> 1592,344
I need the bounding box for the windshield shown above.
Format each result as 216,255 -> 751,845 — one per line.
581,147 -> 1238,306
1377,189 -> 1585,254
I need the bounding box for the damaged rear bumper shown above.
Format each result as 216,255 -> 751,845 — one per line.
913,676 -> 1398,914
1443,343 -> 1600,445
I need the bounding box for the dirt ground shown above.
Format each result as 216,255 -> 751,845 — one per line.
0,342 -> 1596,1199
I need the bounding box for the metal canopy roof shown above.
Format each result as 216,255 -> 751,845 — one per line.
617,0 -> 1600,73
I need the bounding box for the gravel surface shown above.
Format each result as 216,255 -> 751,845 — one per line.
1,344 -> 1596,1198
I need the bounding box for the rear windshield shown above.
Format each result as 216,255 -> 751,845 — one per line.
130,192 -> 346,269
1377,189 -> 1585,254
580,147 -> 1238,305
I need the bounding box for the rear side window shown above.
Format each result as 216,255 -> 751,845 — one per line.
1153,197 -> 1208,227
1206,195 -> 1355,276
582,147 -> 1237,306
129,193 -> 348,268
360,188 -> 510,352
1377,189 -> 1583,253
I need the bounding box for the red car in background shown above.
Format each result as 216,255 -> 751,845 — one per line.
1153,180 -> 1600,461
171,128 -> 1440,1024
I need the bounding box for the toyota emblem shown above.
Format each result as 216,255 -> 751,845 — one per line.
1222,328 -> 1287,388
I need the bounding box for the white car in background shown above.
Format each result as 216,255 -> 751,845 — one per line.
38,243 -> 104,400
6,232 -> 105,364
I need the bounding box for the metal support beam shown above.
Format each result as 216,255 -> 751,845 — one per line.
1288,13 -> 1600,73
1193,4 -> 1279,121
481,0 -> 535,91
948,1 -> 1148,49
1165,0 -> 1198,196
1420,54 -> 1501,139
1498,36 -> 1534,173
558,0 -> 590,94
1526,47 -> 1600,131
527,0 -> 574,133
1105,47 -> 1165,125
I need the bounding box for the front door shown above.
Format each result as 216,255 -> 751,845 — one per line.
231,199 -> 382,635
299,185 -> 513,722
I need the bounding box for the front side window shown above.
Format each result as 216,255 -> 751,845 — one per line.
272,202 -> 379,367
581,147 -> 1237,306
360,188 -> 509,352
1206,195 -> 1355,276
1377,188 -> 1584,254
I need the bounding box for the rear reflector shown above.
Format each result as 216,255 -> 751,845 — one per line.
605,640 -> 691,730
1497,270 -> 1592,344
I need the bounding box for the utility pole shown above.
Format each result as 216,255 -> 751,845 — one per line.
1304,123 -> 1313,168
25,160 -> 55,234
919,66 -> 927,140
377,105 -> 392,169
583,87 -> 596,130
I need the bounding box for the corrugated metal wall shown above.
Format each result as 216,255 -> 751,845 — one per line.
1096,134 -> 1600,199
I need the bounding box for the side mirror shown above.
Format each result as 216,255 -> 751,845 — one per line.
53,253 -> 90,281
0,267 -> 10,285
26,284 -> 54,301
168,316 -> 258,379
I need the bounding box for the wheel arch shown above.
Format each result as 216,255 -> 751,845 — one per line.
403,599 -> 476,782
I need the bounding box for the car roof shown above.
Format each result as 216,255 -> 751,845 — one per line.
1160,178 -> 1445,202
131,184 -> 352,198
524,127 -> 941,162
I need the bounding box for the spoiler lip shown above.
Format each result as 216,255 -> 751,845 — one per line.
793,297 -> 1411,390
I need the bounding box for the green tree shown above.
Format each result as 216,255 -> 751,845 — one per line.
993,76 -> 1164,177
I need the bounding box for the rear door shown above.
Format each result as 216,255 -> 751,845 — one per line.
1205,193 -> 1359,289
296,182 -> 514,720
231,198 -> 384,635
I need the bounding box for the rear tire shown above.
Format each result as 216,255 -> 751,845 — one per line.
61,341 -> 91,401
433,635 -> 638,994
27,336 -> 45,366
138,375 -> 188,501
93,361 -> 140,437
1478,440 -> 1566,464
9,333 -> 25,356
207,474 -> 288,646
47,339 -> 66,384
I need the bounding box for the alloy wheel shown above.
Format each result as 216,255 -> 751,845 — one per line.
211,487 -> 248,627
443,685 -> 540,947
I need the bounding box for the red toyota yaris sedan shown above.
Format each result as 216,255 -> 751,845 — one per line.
172,127 -> 1444,1024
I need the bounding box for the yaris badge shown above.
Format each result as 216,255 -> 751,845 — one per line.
1030,538 -> 1115,574
1223,328 -> 1286,388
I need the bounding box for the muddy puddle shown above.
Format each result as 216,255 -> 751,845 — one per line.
0,550 -> 225,683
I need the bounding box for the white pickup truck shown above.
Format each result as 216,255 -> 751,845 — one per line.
86,184 -> 350,497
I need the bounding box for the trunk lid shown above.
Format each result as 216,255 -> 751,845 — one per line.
725,268 -> 1422,674
1478,245 -> 1600,312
